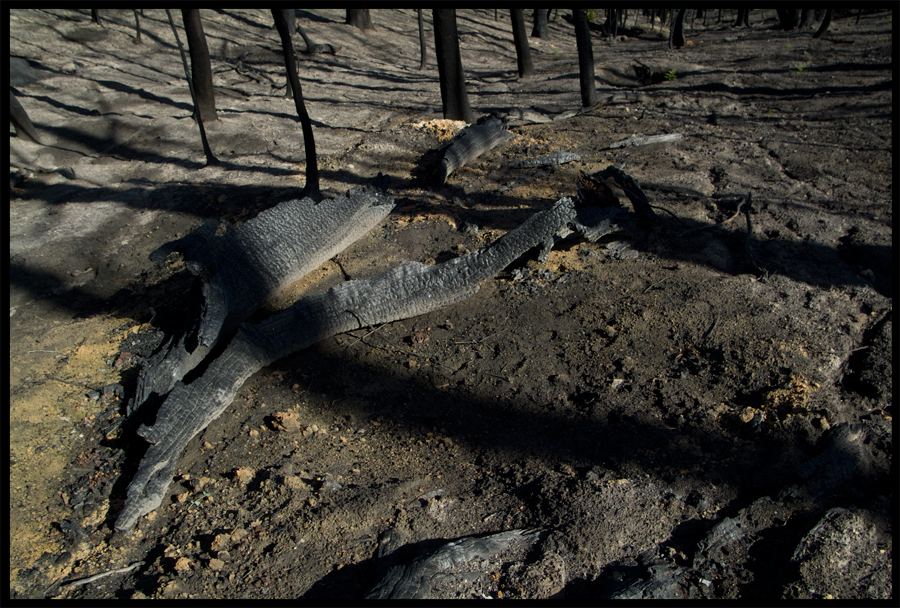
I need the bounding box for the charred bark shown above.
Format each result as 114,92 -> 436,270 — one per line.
165,9 -> 218,166
432,9 -> 475,123
812,9 -> 834,38
417,9 -> 427,70
531,9 -> 549,39
346,9 -> 374,31
777,9 -> 801,31
180,10 -> 217,123
272,8 -> 321,200
510,9 -> 535,78
669,9 -> 687,49
572,9 -> 598,108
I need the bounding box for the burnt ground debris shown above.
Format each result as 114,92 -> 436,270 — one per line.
8,8 -> 893,600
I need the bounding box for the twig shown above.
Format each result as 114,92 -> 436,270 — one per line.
679,199 -> 746,237
59,561 -> 144,591
454,328 -> 509,345
344,323 -> 388,349
648,204 -> 690,226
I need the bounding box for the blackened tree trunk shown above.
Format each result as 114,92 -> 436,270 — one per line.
607,9 -> 619,41
531,9 -> 549,39
432,9 -> 475,123
417,9 -> 427,70
346,9 -> 373,31
280,9 -> 296,35
799,9 -> 814,29
669,8 -> 686,49
166,9 -> 217,166
777,9 -> 801,31
133,9 -> 142,44
181,9 -> 217,123
510,9 -> 535,78
91,9 -> 102,26
733,9 -> 750,28
572,9 -> 597,108
812,9 -> 834,38
272,9 -> 321,200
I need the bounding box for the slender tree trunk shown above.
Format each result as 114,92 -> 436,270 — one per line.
166,9 -> 218,166
91,9 -> 102,26
417,9 -> 427,70
181,9 -> 217,123
346,9 -> 373,31
133,9 -> 142,44
272,9 -> 320,200
572,9 -> 597,108
669,9 -> 686,49
510,9 -> 535,78
531,9 -> 549,39
607,8 -> 619,42
812,9 -> 834,38
777,9 -> 801,31
432,9 -> 475,123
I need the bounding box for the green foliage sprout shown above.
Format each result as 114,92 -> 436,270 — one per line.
664,69 -> 678,81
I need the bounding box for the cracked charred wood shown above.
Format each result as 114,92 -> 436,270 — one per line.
130,188 -> 395,415
439,115 -> 513,183
367,529 -> 543,599
116,198 -> 624,529
597,165 -> 656,222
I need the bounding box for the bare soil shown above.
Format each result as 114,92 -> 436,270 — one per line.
8,9 -> 893,600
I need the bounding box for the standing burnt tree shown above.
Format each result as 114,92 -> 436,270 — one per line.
733,9 -> 751,28
776,9 -> 802,30
813,9 -> 834,38
669,9 -> 687,49
346,9 -> 374,31
432,9 -> 475,123
531,9 -> 550,39
572,9 -> 597,107
510,9 -> 535,78
271,9 -> 320,200
417,9 -> 427,70
181,9 -> 217,123
165,9 -> 217,166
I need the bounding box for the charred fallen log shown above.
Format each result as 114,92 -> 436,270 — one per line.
130,188 -> 394,415
116,198 -> 624,530
439,115 -> 513,183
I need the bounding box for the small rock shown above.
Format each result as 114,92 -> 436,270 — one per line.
174,557 -> 191,572
235,467 -> 255,484
272,411 -> 303,433
211,534 -> 231,552
208,558 -> 225,571
284,476 -> 307,490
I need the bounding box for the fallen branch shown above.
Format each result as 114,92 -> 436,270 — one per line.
59,561 -> 144,591
131,188 -> 394,415
439,115 -> 513,183
605,133 -> 683,150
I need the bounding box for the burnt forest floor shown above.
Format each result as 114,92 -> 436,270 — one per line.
8,8 -> 894,600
